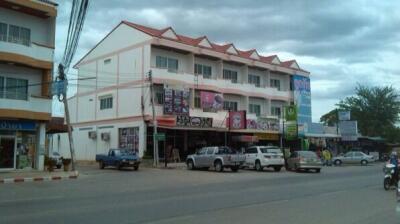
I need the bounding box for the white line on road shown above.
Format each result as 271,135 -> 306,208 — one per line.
0,196 -> 64,205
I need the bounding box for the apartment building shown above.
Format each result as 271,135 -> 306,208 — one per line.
0,0 -> 57,170
57,21 -> 311,160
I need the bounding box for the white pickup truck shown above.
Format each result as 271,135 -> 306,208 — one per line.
186,146 -> 245,172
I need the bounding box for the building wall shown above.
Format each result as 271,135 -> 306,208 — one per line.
194,57 -> 219,79
270,72 -> 290,91
52,120 -> 147,160
150,47 -> 191,73
0,7 -> 55,46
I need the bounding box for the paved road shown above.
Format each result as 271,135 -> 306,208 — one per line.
0,164 -> 398,224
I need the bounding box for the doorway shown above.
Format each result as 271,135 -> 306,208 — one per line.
0,136 -> 16,169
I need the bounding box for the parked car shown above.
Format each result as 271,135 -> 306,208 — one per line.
186,146 -> 245,172
332,151 -> 374,166
50,152 -> 62,169
287,151 -> 322,173
96,149 -> 140,170
244,146 -> 284,171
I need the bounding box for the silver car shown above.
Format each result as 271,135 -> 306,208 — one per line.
287,151 -> 322,173
332,151 -> 374,166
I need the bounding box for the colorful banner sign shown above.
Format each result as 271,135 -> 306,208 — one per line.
229,111 -> 247,129
285,105 -> 297,121
176,115 -> 213,128
200,91 -> 223,112
246,118 -> 280,131
293,75 -> 312,126
164,88 -> 190,115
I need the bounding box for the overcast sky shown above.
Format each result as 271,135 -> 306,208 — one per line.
53,0 -> 400,122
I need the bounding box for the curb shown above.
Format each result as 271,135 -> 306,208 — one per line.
0,171 -> 79,184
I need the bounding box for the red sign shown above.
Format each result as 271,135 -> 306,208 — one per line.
229,111 -> 246,129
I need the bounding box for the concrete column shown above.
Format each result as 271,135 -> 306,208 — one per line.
190,88 -> 195,109
217,60 -> 223,79
265,70 -> 271,88
242,96 -> 249,111
241,65 -> 248,84
183,131 -> 188,153
266,98 -> 272,116
188,53 -> 195,74
36,123 -> 46,171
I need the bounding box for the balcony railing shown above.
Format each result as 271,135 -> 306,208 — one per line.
0,96 -> 52,114
0,39 -> 54,63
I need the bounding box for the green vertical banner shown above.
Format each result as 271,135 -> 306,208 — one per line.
284,122 -> 298,140
285,105 -> 297,121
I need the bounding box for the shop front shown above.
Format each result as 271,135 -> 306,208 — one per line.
0,120 -> 42,170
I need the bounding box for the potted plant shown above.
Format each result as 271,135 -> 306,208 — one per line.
62,158 -> 72,171
44,156 -> 56,172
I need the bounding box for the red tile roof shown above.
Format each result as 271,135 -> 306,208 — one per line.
121,21 -> 308,73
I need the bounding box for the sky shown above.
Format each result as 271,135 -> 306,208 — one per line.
53,0 -> 400,122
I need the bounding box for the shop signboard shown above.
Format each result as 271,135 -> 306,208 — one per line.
176,115 -> 213,128
0,120 -> 36,131
155,133 -> 166,141
339,120 -> 358,141
229,111 -> 246,129
284,121 -> 298,140
293,75 -> 312,126
246,118 -> 280,131
285,105 -> 297,121
338,111 -> 351,121
163,88 -> 190,115
200,91 -> 223,112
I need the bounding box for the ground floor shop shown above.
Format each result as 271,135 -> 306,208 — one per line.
0,120 -> 46,171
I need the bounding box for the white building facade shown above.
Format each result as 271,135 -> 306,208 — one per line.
55,21 -> 310,161
0,0 -> 57,170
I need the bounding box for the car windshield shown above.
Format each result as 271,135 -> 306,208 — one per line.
298,151 -> 317,158
217,147 -> 235,154
115,150 -> 135,156
260,147 -> 281,154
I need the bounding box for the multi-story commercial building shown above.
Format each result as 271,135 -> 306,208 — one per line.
0,0 -> 57,170
58,21 -> 311,160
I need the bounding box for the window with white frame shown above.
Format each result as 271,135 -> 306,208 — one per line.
249,104 -> 261,116
223,101 -> 238,111
104,58 -> 111,65
156,56 -> 179,72
3,77 -> 28,100
270,79 -> 281,91
223,69 -> 238,83
0,23 -> 7,42
7,24 -> 30,46
100,96 -> 113,110
195,64 -> 212,79
271,106 -> 281,117
248,74 -> 260,87
155,91 -> 164,104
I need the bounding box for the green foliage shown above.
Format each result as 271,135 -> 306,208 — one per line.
320,84 -> 400,142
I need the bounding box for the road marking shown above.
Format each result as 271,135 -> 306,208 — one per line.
0,196 -> 64,205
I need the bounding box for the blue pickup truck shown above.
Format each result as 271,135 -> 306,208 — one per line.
96,149 -> 140,171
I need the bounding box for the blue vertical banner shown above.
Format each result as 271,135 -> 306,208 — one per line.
293,75 -> 312,133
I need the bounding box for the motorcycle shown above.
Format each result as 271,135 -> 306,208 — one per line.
383,163 -> 398,190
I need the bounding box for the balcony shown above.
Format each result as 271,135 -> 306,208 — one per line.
0,96 -> 52,119
0,40 -> 54,69
151,67 -> 292,100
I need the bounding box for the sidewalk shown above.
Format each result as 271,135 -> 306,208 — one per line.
0,169 -> 79,184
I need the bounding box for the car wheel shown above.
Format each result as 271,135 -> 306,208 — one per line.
187,160 -> 195,170
334,160 -> 342,166
133,165 -> 139,171
273,166 -> 282,172
361,160 -> 368,166
215,160 -> 224,172
316,169 -> 321,173
117,162 -> 122,170
99,161 -> 105,169
384,177 -> 391,190
56,165 -> 62,169
255,160 -> 263,171
231,166 -> 239,172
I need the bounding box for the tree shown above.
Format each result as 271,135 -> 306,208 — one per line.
320,109 -> 338,126
320,85 -> 400,141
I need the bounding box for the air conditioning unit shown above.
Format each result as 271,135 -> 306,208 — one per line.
88,131 -> 97,139
101,132 -> 110,141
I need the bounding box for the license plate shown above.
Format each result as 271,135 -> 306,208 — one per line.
129,161 -> 134,165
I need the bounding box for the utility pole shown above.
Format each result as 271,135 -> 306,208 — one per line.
58,64 -> 76,171
148,70 -> 158,166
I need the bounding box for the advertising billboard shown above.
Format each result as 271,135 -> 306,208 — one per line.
200,91 -> 223,112
338,111 -> 351,121
229,111 -> 246,129
293,75 -> 312,126
163,88 -> 190,115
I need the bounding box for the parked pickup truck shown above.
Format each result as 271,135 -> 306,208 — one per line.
186,146 -> 245,172
96,149 -> 140,171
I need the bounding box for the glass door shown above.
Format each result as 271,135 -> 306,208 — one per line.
0,136 -> 16,169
